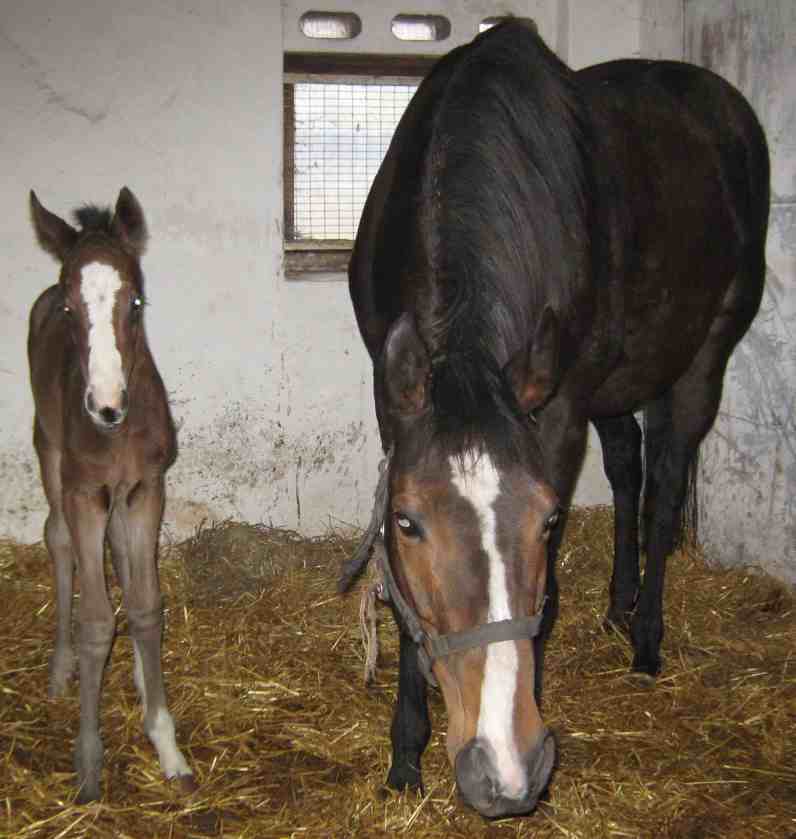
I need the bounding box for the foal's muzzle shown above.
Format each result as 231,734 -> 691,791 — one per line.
85,388 -> 129,429
455,730 -> 556,819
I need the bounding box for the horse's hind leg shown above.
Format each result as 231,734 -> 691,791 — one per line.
120,478 -> 194,791
632,266 -> 763,677
593,414 -> 643,634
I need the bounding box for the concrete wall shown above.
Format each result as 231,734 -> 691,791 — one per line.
0,1 -> 707,548
685,0 -> 796,584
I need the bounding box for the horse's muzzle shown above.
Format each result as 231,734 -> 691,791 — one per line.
455,730 -> 556,819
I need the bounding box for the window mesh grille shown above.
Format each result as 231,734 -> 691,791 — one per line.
290,82 -> 418,241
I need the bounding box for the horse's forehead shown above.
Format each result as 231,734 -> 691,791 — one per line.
449,451 -> 502,515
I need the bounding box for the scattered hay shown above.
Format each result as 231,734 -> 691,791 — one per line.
1,508 -> 794,838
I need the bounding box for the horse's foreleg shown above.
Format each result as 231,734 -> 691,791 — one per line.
593,414 -> 643,633
535,399 -> 589,701
123,478 -> 194,792
386,630 -> 430,792
64,488 -> 114,803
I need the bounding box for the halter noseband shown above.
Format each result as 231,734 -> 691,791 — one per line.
341,448 -> 547,687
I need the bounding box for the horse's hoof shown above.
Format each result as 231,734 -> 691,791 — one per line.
386,765 -> 423,794
630,654 -> 661,681
173,773 -> 199,795
602,610 -> 633,636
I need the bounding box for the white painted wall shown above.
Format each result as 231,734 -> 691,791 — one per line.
685,0 -> 796,584
1,1 -> 686,546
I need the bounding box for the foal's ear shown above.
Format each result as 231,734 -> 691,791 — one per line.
380,313 -> 431,418
30,191 -> 78,262
505,305 -> 560,413
111,187 -> 148,256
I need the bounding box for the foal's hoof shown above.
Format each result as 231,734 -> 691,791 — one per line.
75,778 -> 102,805
172,773 -> 199,795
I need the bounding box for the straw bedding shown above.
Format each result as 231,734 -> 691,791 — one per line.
1,507 -> 794,838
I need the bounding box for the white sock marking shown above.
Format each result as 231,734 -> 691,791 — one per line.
450,450 -> 526,799
148,708 -> 192,779
81,263 -> 125,411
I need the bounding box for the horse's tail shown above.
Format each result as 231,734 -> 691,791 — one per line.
678,449 -> 699,549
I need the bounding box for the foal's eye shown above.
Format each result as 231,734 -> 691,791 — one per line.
131,297 -> 143,317
394,513 -> 422,539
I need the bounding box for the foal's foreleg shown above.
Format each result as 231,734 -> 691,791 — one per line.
122,479 -> 194,790
45,509 -> 77,697
387,630 -> 430,792
64,488 -> 114,803
37,443 -> 77,697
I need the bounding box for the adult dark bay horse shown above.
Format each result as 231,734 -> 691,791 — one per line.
342,20 -> 768,819
28,188 -> 194,802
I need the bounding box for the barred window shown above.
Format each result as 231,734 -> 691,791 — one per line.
283,54 -> 434,278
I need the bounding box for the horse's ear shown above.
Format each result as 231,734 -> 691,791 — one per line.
380,313 -> 431,418
111,187 -> 148,256
505,305 -> 560,413
30,191 -> 78,262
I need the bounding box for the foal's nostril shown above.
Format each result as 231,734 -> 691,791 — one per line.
99,407 -> 120,425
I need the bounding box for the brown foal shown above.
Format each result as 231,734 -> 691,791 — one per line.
28,188 -> 194,802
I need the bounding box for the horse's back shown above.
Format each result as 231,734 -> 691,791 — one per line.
580,58 -> 769,415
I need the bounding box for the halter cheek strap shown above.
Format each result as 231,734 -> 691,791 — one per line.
346,447 -> 548,688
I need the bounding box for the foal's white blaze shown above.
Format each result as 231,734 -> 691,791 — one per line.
450,451 -> 526,799
81,263 -> 125,412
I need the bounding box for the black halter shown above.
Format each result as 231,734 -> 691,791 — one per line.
340,448 -> 547,687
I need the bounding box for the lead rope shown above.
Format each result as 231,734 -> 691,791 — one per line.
358,535 -> 388,684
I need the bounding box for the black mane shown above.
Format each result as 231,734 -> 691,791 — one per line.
417,21 -> 593,458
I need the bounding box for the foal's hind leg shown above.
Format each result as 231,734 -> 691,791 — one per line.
119,479 -> 194,791
593,415 -> 643,634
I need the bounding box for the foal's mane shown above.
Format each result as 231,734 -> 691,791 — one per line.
73,205 -> 114,234
416,21 -> 593,458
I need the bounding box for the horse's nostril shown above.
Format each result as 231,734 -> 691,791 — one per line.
99,407 -> 119,424
455,740 -> 498,811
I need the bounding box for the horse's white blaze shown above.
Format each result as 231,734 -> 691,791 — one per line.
450,451 -> 526,799
81,263 -> 125,410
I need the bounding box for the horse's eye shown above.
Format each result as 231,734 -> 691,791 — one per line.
63,304 -> 72,316
394,513 -> 422,539
544,509 -> 561,532
131,297 -> 143,318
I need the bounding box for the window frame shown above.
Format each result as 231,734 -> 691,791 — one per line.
283,52 -> 436,279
